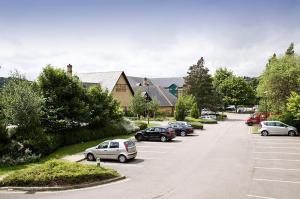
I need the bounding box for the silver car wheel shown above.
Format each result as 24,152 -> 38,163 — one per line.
161,136 -> 167,142
87,153 -> 95,161
181,131 -> 186,136
118,155 -> 126,163
261,130 -> 268,136
289,131 -> 296,136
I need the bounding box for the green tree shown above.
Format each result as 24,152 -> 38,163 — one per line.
37,65 -> 88,131
218,76 -> 256,111
213,67 -> 233,88
130,89 -> 146,119
174,96 -> 186,121
190,102 -> 200,118
182,95 -> 196,114
257,54 -> 300,112
147,97 -> 160,118
184,57 -> 216,113
286,42 -> 295,56
0,72 -> 43,130
87,85 -> 123,126
286,92 -> 300,119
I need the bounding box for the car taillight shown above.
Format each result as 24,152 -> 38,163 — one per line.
124,142 -> 129,152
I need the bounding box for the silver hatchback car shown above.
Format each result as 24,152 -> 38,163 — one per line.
84,139 -> 137,163
259,121 -> 298,136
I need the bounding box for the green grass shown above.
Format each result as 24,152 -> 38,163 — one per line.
0,160 -> 119,187
0,134 -> 133,176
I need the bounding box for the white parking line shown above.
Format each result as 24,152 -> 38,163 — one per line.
254,178 -> 300,184
254,158 -> 300,162
255,146 -> 300,149
254,142 -> 300,145
247,194 -> 277,199
254,166 -> 300,171
136,146 -> 174,149
253,138 -> 300,141
254,152 -> 300,155
138,151 -> 167,154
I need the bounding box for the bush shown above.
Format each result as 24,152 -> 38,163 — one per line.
190,103 -> 200,118
174,96 -> 186,121
62,123 -> 129,145
0,151 -> 41,167
0,160 -> 119,187
189,122 -> 204,129
134,121 -> 148,131
217,114 -> 227,121
185,117 -> 217,124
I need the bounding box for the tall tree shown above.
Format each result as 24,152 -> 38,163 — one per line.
257,54 -> 300,112
218,76 -> 256,111
213,67 -> 234,88
129,89 -> 146,119
174,96 -> 186,121
286,42 -> 295,56
147,97 -> 160,118
184,57 -> 216,113
286,92 -> 300,120
37,65 -> 88,131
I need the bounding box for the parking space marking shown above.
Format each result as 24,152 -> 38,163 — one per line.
254,158 -> 300,162
136,146 -> 174,149
138,150 -> 167,154
254,152 -> 300,155
246,194 -> 277,199
254,178 -> 300,184
254,166 -> 300,171
255,146 -> 300,149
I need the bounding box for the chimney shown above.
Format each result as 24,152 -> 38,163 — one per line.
67,64 -> 72,77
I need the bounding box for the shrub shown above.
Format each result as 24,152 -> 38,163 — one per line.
185,117 -> 217,124
190,122 -> 204,129
134,121 -> 148,131
174,96 -> 186,121
0,160 -> 119,187
190,103 -> 200,118
0,151 -> 41,167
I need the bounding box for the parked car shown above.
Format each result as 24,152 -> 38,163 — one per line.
200,115 -> 217,120
168,121 -> 192,127
168,124 -> 194,136
135,127 -> 176,142
245,113 -> 268,126
259,121 -> 298,136
84,139 -> 137,163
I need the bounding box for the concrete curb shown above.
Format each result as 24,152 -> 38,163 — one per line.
0,176 -> 126,192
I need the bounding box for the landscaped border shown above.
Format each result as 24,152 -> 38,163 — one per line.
0,176 -> 126,192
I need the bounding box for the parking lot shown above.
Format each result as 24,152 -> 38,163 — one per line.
1,113 -> 300,199
247,135 -> 300,199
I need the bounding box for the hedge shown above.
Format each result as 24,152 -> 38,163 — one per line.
0,160 -> 119,187
189,122 -> 204,130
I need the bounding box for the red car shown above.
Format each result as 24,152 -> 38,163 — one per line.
245,113 -> 268,126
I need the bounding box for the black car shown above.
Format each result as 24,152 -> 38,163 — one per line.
168,124 -> 194,136
135,127 -> 176,142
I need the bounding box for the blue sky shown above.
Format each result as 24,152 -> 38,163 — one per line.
0,0 -> 299,79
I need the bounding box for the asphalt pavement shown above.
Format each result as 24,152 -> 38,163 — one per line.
1,113 -> 300,199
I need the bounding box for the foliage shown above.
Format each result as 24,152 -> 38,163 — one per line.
174,96 -> 186,121
286,92 -> 300,120
147,97 -> 160,118
189,122 -> 204,129
37,65 -> 88,131
0,72 -> 43,130
184,57 -> 217,113
218,76 -> 256,109
182,95 -> 197,112
185,117 -> 217,124
257,52 -> 300,112
87,85 -> 123,126
190,103 -> 200,118
0,151 -> 41,167
213,67 -> 233,88
134,121 -> 148,130
129,89 -> 146,118
0,160 -> 119,187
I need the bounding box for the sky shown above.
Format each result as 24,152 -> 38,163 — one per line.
0,0 -> 300,80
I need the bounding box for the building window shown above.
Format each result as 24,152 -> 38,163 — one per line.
116,84 -> 127,92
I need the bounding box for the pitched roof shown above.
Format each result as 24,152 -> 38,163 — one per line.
132,85 -> 177,107
76,71 -> 134,94
150,77 -> 184,88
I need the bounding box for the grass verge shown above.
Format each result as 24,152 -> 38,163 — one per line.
0,134 -> 133,176
0,160 -> 119,187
